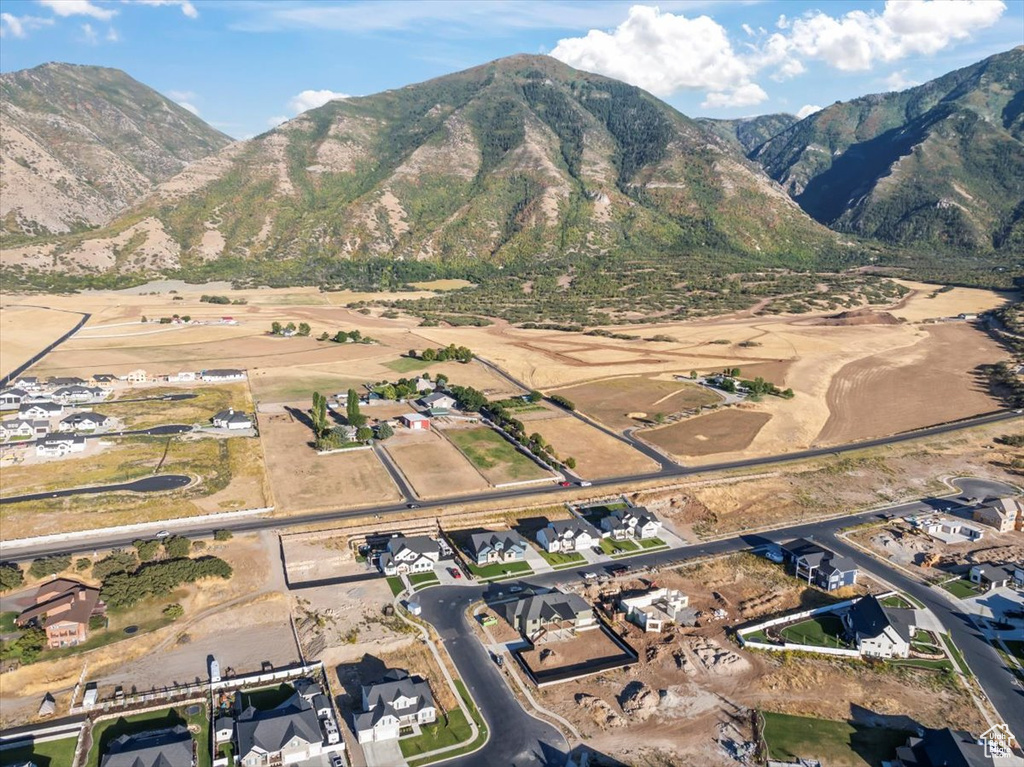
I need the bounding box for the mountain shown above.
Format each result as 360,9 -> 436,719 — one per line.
752,47 -> 1024,253
698,113 -> 798,154
0,62 -> 231,239
3,54 -> 834,278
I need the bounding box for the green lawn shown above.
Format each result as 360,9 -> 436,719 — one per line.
399,708 -> 472,758
0,736 -> 78,767
387,576 -> 405,596
892,658 -> 954,672
637,537 -> 667,549
406,680 -> 488,767
242,683 -> 296,710
880,595 -> 912,609
87,705 -> 210,767
599,537 -> 638,555
465,559 -> 532,579
409,572 -> 440,588
0,611 -> 18,633
780,615 -> 851,648
536,548 -> 584,567
940,633 -> 972,677
386,358 -> 436,374
446,428 -> 547,482
1004,640 -> 1024,665
941,578 -> 982,599
762,711 -> 910,767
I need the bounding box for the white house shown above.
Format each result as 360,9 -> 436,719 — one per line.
51,385 -> 107,405
378,536 -> 441,575
843,595 -> 912,659
0,388 -> 27,408
419,392 -> 456,412
236,695 -> 324,767
536,519 -> 599,554
969,562 -> 1016,591
354,669 -> 437,744
19,401 -> 63,419
1,419 -> 40,440
620,588 -> 689,633
201,368 -> 246,382
124,369 -> 148,383
36,435 -> 87,457
600,507 -> 661,541
168,371 -> 197,383
213,715 -> 234,744
12,376 -> 41,390
58,412 -> 112,432
414,377 -> 434,393
212,408 -> 253,430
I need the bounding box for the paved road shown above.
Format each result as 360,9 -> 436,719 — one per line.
0,474 -> 191,505
372,443 -> 414,502
2,423 -> 192,449
0,306 -> 90,388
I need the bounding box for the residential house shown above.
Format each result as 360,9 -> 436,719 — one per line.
359,391 -> 384,407
909,514 -> 985,543
893,727 -> 998,767
16,579 -> 105,649
58,412 -> 112,432
48,376 -> 86,387
842,595 -> 913,658
91,373 -> 117,384
1015,564 -> 1024,588
212,408 -> 254,430
52,385 -> 106,405
36,435 -> 86,457
378,536 -> 441,576
536,519 -> 599,554
620,588 -> 690,633
972,497 -> 1022,533
414,377 -> 435,393
781,538 -> 859,591
19,401 -> 63,419
399,413 -> 430,430
600,506 -> 661,541
236,694 -> 324,767
0,419 -> 39,440
419,392 -> 456,413
12,376 -> 40,390
124,369 -> 148,383
168,371 -> 197,382
0,388 -> 27,408
968,563 -> 1016,591
505,591 -> 597,639
354,669 -> 437,744
201,369 -> 246,382
465,531 -> 529,567
100,724 -> 194,767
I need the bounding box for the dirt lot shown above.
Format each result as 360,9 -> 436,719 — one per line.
851,522 -> 1024,575
642,409 -> 773,458
0,304 -> 82,376
549,375 -> 719,432
259,408 -> 400,512
444,425 -> 551,485
384,429 -> 490,498
519,626 -> 633,676
816,323 -> 1006,445
528,415 -> 659,479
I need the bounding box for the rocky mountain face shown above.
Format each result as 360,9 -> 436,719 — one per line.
752,47 -> 1024,253
698,114 -> 798,155
3,54 -> 834,277
0,62 -> 230,238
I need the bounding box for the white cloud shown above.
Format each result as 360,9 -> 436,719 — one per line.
288,89 -> 350,113
38,0 -> 117,20
80,21 -> 97,42
0,12 -> 54,37
882,69 -> 920,91
702,83 -> 768,109
105,25 -> 118,40
267,115 -> 288,128
551,5 -> 756,98
177,101 -> 199,116
766,0 -> 1006,73
796,104 -> 823,119
129,0 -> 198,19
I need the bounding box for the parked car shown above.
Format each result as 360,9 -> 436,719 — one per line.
331,755 -> 344,767
608,564 -> 629,576
581,571 -> 597,581
492,653 -> 503,667
155,530 -> 170,538
558,481 -> 572,487
406,502 -> 420,509
578,480 -> 592,487
449,567 -> 462,579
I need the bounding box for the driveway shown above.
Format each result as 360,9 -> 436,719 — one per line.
361,737 -> 406,767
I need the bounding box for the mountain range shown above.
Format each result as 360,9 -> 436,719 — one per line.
1,49 -> 1021,284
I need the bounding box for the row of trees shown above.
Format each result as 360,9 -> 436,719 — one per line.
318,329 -> 376,344
271,321 -> 311,336
372,374 -> 448,402
410,345 -> 473,363
101,556 -> 233,609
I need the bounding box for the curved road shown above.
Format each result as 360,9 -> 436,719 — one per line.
0,474 -> 190,505
3,424 -> 192,449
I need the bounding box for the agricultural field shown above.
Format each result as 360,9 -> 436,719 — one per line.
642,409 -> 772,459
445,426 -> 551,484
526,415 -> 659,479
549,375 -> 719,432
0,304 -> 82,378
383,430 -> 490,498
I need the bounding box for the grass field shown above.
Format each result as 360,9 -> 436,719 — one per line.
386,357 -> 437,374
599,537 -> 638,554
536,548 -> 584,567
445,427 -> 549,484
387,577 -> 405,596
87,704 -> 210,767
643,409 -> 772,458
550,376 -> 718,432
780,615 -> 851,648
0,736 -> 78,767
409,572 -> 440,588
762,711 -> 909,767
941,578 -> 983,599
0,611 -> 17,632
241,683 -> 295,710
384,433 -> 489,498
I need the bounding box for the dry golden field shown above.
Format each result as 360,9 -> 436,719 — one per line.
383,429 -> 490,498
0,304 -> 81,376
529,415 -> 660,478
643,409 -> 773,458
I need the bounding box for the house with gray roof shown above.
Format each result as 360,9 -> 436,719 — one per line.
536,519 -> 599,554
600,506 -> 661,541
842,594 -> 914,658
972,497 -> 1022,533
782,538 -> 859,591
0,388 -> 27,408
465,530 -> 529,566
100,724 -> 194,767
505,591 -> 596,639
58,412 -> 112,432
355,669 -> 437,744
19,401 -> 63,419
36,435 -> 86,457
201,369 -> 246,382
894,727 -> 999,767
378,536 -> 441,576
212,408 -> 253,430
236,694 -> 324,767
52,385 -> 107,404
418,392 -> 456,413
968,562 -> 1016,591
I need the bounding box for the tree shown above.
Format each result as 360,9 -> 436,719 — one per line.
653,412 -> 666,424
0,563 -> 24,592
271,321 -> 282,335
346,389 -> 361,425
285,322 -> 296,334
311,392 -> 328,438
690,370 -> 698,379
164,536 -> 191,559
318,332 -> 330,341
181,315 -> 191,322
141,316 -> 148,323
92,550 -> 138,579
435,374 -> 449,387
134,539 -> 161,562
527,390 -> 543,403
163,603 -> 184,620
781,388 -> 795,399
75,558 -> 91,571
213,529 -> 233,542
298,322 -> 311,336
29,555 -> 71,580
730,367 -> 741,377
408,349 -> 419,359
421,347 -> 436,362
356,426 -> 374,443
377,422 -> 394,440
565,457 -> 577,470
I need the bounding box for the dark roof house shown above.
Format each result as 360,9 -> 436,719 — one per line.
100,724 -> 194,767
236,694 -> 322,765
895,727 -> 998,767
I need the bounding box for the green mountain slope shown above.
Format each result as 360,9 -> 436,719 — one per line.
4,55 -> 834,277
752,47 -> 1024,253
0,62 -> 231,238
698,113 -> 798,154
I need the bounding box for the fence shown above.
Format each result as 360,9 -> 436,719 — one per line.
512,616 -> 639,688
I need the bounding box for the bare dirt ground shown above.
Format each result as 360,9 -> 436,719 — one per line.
383,429 -> 490,498
548,375 -> 718,432
851,522 -> 1024,574
528,415 -> 660,479
259,409 -> 400,512
642,409 -> 773,458
0,304 -> 81,376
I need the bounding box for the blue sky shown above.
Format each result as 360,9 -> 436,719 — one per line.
1,0 -> 1021,138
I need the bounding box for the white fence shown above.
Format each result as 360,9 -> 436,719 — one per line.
736,595 -> 889,658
